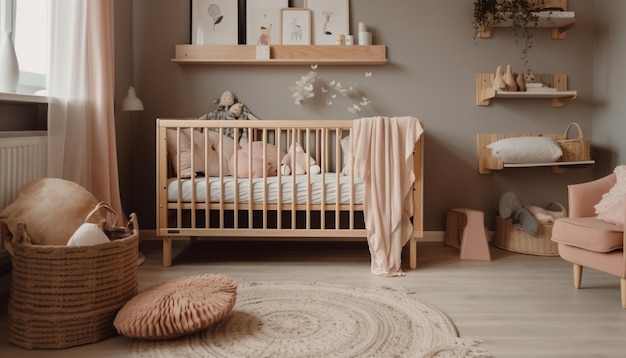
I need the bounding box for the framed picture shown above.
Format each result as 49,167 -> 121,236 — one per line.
305,0 -> 349,45
246,0 -> 288,45
280,8 -> 311,45
191,0 -> 239,45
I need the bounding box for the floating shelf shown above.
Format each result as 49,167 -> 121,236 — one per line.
477,10 -> 576,39
476,73 -> 577,107
476,0 -> 575,40
171,45 -> 388,65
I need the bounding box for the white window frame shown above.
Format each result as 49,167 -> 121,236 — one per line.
1,0 -> 47,94
1,0 -> 14,33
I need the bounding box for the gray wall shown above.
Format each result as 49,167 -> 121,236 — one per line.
592,0 -> 626,174
115,0 -> 618,232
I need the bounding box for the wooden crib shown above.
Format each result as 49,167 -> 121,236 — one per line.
156,118 -> 424,268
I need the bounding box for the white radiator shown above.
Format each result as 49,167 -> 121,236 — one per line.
0,131 -> 47,261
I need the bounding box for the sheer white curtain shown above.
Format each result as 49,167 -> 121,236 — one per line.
47,0 -> 124,218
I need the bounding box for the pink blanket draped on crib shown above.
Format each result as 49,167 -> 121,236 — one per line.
351,116 -> 424,276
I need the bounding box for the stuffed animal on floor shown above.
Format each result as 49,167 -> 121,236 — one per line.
498,192 -> 539,235
280,143 -> 321,175
499,192 -> 567,235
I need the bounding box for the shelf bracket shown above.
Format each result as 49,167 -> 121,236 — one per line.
476,73 -> 495,106
476,25 -> 492,39
552,22 -> 576,39
551,73 -> 576,107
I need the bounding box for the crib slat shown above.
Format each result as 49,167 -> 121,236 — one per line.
276,128 -> 283,229
290,128 -> 297,230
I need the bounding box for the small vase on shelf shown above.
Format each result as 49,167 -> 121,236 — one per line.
0,31 -> 20,93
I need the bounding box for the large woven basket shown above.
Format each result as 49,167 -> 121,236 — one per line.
493,203 -> 566,256
557,122 -> 591,162
7,214 -> 139,349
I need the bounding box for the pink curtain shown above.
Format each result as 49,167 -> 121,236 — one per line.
48,0 -> 124,219
86,1 -> 124,218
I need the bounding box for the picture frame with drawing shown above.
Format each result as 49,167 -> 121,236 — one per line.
305,0 -> 349,45
191,0 -> 239,45
280,8 -> 312,45
245,0 -> 288,45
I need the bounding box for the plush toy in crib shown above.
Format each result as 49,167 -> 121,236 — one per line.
229,141 -> 285,178
280,143 -> 321,175
197,90 -> 259,145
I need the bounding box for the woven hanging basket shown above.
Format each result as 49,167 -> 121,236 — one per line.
493,203 -> 566,257
557,122 -> 591,162
7,212 -> 139,349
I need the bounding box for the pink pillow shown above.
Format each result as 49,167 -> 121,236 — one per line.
165,129 -> 236,178
594,165 -> 626,215
229,141 -> 285,178
113,274 -> 237,340
188,129 -> 236,176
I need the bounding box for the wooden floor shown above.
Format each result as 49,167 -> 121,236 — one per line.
1,239 -> 626,357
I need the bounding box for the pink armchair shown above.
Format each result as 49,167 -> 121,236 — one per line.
551,173 -> 626,308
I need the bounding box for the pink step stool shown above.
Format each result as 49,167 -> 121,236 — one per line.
445,208 -> 491,261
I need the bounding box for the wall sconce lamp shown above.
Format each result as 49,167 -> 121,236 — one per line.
121,86 -> 144,111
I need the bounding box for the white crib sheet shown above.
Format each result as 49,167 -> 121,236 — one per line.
167,173 -> 365,205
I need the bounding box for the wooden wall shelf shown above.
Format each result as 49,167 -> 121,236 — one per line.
477,11 -> 576,39
477,133 -> 594,174
476,1 -> 575,40
171,45 -> 388,65
476,73 -> 577,107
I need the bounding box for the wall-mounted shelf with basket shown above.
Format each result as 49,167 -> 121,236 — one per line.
476,73 -> 577,107
477,126 -> 594,175
171,45 -> 388,65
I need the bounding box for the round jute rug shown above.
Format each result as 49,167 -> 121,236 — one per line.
128,281 -> 489,358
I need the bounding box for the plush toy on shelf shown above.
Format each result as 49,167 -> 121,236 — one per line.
280,142 -> 321,175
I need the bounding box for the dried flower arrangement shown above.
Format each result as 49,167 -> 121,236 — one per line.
290,65 -> 372,114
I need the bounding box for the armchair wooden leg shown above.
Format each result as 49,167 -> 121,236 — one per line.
621,278 -> 626,309
573,264 -> 583,289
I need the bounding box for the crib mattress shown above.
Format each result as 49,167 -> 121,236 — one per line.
167,172 -> 365,205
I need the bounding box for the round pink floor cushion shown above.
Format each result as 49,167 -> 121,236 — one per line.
114,273 -> 237,340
